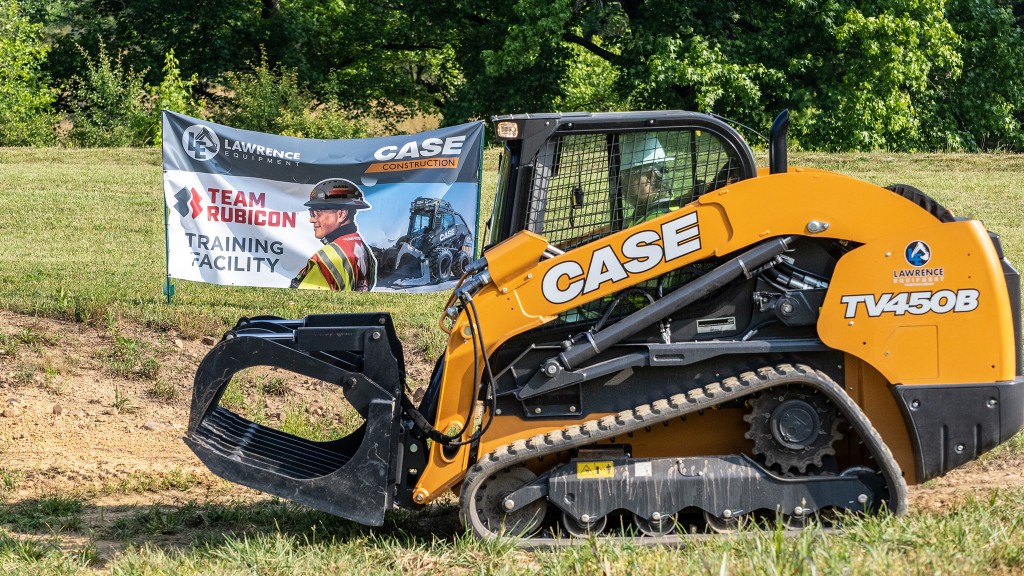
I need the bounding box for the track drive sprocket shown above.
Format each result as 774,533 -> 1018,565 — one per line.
744,386 -> 843,474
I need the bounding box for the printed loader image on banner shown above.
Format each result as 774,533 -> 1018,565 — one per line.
162,111 -> 483,292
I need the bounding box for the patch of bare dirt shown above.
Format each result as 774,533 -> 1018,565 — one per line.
907,450 -> 1024,513
0,310 -> 213,495
0,309 -> 436,500
0,309 -> 392,566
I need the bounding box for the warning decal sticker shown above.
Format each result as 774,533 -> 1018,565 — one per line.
576,461 -> 615,479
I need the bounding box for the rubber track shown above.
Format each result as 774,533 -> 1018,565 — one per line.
459,363 -> 908,546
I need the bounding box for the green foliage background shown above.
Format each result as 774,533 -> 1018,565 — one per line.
0,0 -> 56,146
2,0 -> 1024,150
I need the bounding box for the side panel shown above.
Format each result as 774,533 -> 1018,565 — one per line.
819,220 -> 1015,385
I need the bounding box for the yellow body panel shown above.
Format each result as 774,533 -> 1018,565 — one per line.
819,220 -> 1015,384
411,169 -> 1015,502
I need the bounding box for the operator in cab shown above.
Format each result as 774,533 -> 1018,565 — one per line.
617,132 -> 676,225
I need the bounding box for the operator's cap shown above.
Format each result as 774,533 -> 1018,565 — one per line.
304,178 -> 371,210
619,133 -> 673,171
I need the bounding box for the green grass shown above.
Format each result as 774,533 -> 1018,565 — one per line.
0,328 -> 59,358
0,334 -> 18,356
218,369 -> 364,440
0,494 -> 85,533
146,379 -> 179,401
0,489 -> 1010,574
106,335 -> 144,379
0,531 -> 93,574
13,362 -> 36,386
100,469 -> 202,496
987,429 -> 1024,459
0,469 -> 22,493
786,151 -> 1024,264
112,387 -> 138,414
1,148 -> 1019,361
278,399 -> 360,441
0,147 -> 486,363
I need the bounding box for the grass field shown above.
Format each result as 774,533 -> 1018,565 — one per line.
7,491 -> 1024,575
1,147 -> 1023,574
0,149 -> 1021,351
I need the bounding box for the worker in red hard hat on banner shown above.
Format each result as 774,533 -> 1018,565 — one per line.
291,178 -> 378,291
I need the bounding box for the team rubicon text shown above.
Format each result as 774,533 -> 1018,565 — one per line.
185,187 -> 295,273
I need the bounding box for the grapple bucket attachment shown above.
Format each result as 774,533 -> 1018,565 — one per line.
184,313 -> 405,526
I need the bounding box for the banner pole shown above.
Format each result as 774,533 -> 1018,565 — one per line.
162,183 -> 175,304
475,121 -> 484,260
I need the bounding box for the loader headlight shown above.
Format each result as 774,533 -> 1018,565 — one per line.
495,121 -> 519,140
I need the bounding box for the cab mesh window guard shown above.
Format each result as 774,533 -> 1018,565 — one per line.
526,129 -> 743,250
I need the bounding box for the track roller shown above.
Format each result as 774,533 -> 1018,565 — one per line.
562,512 -> 608,537
704,510 -> 748,534
632,512 -> 677,536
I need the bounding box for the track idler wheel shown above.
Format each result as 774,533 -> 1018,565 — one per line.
744,386 -> 843,474
470,466 -> 546,537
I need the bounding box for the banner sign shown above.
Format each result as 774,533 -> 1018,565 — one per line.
162,111 -> 483,292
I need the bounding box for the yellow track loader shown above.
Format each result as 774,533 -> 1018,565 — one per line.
185,110 -> 1023,542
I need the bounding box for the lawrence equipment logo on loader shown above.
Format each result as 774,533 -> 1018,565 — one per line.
184,110 -> 1023,543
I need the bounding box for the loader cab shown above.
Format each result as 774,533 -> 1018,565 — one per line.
489,111 -> 757,249
408,211 -> 431,240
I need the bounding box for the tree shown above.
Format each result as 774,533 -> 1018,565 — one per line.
921,0 -> 1024,150
66,40 -> 153,146
153,49 -> 203,121
15,0 -> 1024,149
428,0 -> 967,150
277,0 -> 460,127
214,51 -> 369,139
29,0 -> 454,129
0,0 -> 56,145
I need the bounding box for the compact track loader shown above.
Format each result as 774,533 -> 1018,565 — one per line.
185,110 -> 1023,542
377,197 -> 474,287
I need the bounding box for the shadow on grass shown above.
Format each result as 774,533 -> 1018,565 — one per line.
1,496 -> 484,573
98,497 -> 466,550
